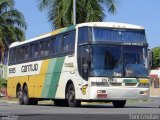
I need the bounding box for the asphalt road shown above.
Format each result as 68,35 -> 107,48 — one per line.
0,97 -> 160,120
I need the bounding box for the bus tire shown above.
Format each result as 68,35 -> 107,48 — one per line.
66,84 -> 81,107
17,87 -> 24,105
32,99 -> 38,105
23,85 -> 32,105
112,100 -> 126,108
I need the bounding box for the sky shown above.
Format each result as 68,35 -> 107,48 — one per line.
15,0 -> 160,49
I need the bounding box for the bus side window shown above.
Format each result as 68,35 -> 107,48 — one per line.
9,49 -> 12,64
11,48 -> 17,63
50,38 -> 55,55
29,44 -> 34,59
50,37 -> 60,55
10,48 -> 15,64
62,34 -> 69,53
24,46 -> 29,61
20,46 -> 25,61
44,39 -> 50,57
17,47 -> 21,62
69,31 -> 75,51
34,43 -> 39,58
39,41 -> 45,57
78,27 -> 91,44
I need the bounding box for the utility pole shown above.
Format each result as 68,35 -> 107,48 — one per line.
73,0 -> 76,25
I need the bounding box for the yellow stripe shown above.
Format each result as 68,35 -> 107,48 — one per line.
29,60 -> 49,97
51,28 -> 65,36
7,60 -> 50,98
139,79 -> 149,83
40,60 -> 49,74
39,60 -> 49,97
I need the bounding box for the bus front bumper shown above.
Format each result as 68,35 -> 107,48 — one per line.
89,87 -> 149,100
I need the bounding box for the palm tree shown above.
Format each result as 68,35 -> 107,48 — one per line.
0,0 -> 27,63
0,0 -> 27,49
38,0 -> 117,29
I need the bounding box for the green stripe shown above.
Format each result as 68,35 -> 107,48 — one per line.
60,25 -> 75,33
47,57 -> 65,98
42,58 -> 57,98
123,79 -> 137,83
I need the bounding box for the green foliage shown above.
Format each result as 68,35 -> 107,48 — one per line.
152,47 -> 160,67
0,77 -> 7,88
37,0 -> 117,29
0,0 -> 27,50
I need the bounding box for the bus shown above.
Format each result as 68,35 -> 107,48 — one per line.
7,22 -> 149,107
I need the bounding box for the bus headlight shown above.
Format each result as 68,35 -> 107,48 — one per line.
138,83 -> 149,88
138,79 -> 149,88
91,82 -> 109,87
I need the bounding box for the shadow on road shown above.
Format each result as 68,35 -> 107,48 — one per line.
36,104 -> 157,109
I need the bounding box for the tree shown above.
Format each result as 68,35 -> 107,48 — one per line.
0,0 -> 27,63
0,77 -> 7,88
38,0 -> 117,29
0,0 -> 27,50
152,47 -> 160,68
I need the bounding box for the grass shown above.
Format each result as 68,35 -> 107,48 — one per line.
0,97 -> 18,103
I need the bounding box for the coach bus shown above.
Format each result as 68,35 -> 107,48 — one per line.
7,22 -> 149,107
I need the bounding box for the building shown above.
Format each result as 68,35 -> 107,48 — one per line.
150,68 -> 160,97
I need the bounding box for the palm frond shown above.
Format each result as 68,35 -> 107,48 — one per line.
37,0 -> 117,29
0,0 -> 27,50
37,0 -> 54,11
105,0 -> 117,13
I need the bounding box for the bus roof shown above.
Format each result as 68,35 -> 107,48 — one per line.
76,22 -> 144,29
9,22 -> 145,48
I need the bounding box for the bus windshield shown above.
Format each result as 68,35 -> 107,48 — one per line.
90,45 -> 148,77
92,27 -> 146,43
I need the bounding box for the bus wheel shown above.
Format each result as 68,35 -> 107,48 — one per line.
17,87 -> 24,105
23,85 -> 32,105
66,84 -> 81,107
32,99 -> 38,105
112,100 -> 126,108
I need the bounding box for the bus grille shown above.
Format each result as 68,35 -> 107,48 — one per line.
110,83 -> 122,86
125,83 -> 137,86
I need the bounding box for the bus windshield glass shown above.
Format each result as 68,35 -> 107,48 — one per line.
90,45 -> 148,77
92,27 -> 146,43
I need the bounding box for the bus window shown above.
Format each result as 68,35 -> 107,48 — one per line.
9,49 -> 12,64
29,44 -> 34,59
9,48 -> 16,64
78,27 -> 91,44
50,37 -> 60,55
69,31 -> 75,51
17,48 -> 21,62
44,39 -> 50,57
24,46 -> 29,61
20,46 -> 25,61
62,31 -> 75,53
62,34 -> 69,53
39,41 -> 45,57
34,43 -> 39,58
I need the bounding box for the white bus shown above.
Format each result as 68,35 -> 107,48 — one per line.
7,22 -> 149,107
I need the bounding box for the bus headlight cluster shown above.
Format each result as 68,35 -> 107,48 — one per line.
91,82 -> 109,87
138,83 -> 149,88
